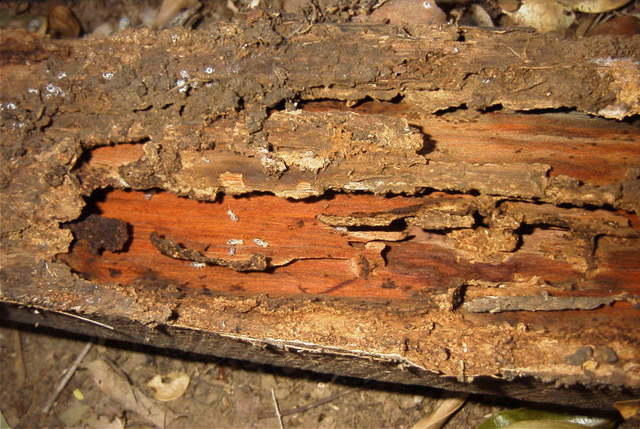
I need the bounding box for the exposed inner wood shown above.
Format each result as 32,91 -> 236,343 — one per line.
59,185 -> 640,324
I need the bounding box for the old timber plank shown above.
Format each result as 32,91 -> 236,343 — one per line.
0,19 -> 639,409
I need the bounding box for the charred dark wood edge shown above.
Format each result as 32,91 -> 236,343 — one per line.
1,301 -> 635,411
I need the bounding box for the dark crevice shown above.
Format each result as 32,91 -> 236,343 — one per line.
434,103 -> 468,116
620,114 -> 640,127
555,202 -> 619,212
496,198 -> 623,214
299,96 -> 407,113
72,149 -> 93,173
511,223 -> 534,253
227,190 -> 281,200
266,97 -> 288,115
515,107 -> 578,115
480,103 -> 503,113
133,104 -> 153,112
166,309 -> 181,324
78,186 -> 112,216
405,187 -> 481,198
511,222 -> 571,253
408,124 -> 437,155
495,198 -> 547,208
385,93 -> 405,104
471,211 -> 487,228
344,218 -> 408,233
294,189 -> 338,203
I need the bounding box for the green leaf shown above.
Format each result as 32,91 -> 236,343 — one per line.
501,421 -> 593,429
0,409 -> 12,429
477,408 -> 616,429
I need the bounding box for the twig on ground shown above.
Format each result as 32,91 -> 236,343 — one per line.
410,393 -> 468,429
260,388 -> 358,419
227,0 -> 239,14
271,388 -> 285,429
12,329 -> 26,388
42,341 -> 93,414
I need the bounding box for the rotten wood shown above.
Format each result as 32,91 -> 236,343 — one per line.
1,18 -> 639,410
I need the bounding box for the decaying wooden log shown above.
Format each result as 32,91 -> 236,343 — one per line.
1,17 -> 639,410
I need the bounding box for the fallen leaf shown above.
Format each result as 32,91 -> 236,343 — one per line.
367,0 -> 447,26
147,371 -> 190,402
86,359 -> 176,428
501,421 -> 589,429
410,393 -> 467,429
560,0 -> 631,13
47,4 -> 81,38
0,410 -> 12,429
508,0 -> 575,32
613,399 -> 640,420
478,408 -> 616,429
57,404 -> 90,427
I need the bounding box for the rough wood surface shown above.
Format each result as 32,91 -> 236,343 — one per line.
1,18 -> 639,409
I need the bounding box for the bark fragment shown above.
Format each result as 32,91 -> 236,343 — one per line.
462,293 -> 636,313
67,215 -> 130,254
150,232 -> 269,272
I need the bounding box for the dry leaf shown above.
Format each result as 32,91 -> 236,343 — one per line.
57,404 -> 90,427
367,0 -> 448,26
147,371 -> 190,402
0,409 -> 12,429
502,421 -> 587,429
410,393 -> 468,429
86,359 -> 176,428
613,399 -> 640,420
560,0 -> 631,13
466,4 -> 495,27
47,5 -> 81,38
508,0 -> 575,32
154,0 -> 200,29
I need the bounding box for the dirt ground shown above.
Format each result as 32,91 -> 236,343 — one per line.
0,322 -> 508,428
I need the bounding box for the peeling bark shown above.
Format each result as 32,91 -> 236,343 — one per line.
463,294 -> 637,313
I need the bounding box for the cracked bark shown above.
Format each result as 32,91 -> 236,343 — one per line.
1,20 -> 639,409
